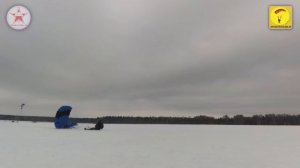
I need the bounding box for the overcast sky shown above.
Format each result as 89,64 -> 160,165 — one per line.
0,0 -> 299,117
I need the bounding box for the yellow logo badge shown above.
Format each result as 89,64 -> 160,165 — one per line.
269,5 -> 293,30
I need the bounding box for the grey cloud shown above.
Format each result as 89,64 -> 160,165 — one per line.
0,0 -> 300,117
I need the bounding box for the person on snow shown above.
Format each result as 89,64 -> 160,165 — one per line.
85,119 -> 104,130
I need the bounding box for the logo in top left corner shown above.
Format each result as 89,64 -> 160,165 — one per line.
6,5 -> 32,31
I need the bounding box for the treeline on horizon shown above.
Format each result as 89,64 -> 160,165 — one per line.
102,114 -> 300,125
1,114 -> 300,125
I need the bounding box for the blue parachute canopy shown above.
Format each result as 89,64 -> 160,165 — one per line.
54,105 -> 77,128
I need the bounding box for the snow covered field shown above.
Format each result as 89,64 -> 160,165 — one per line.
1,121 -> 300,168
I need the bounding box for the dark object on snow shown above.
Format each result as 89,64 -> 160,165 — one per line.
85,119 -> 104,130
54,106 -> 77,129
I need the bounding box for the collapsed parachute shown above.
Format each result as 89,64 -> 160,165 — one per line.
54,106 -> 77,129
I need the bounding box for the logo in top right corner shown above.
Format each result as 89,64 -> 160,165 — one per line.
269,5 -> 293,30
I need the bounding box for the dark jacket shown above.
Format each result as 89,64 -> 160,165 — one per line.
95,120 -> 104,130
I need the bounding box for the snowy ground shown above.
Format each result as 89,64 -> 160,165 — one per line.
1,121 -> 300,168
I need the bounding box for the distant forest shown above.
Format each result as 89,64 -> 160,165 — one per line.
2,114 -> 300,125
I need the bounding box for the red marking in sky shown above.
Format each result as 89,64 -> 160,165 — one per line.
10,7 -> 27,25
